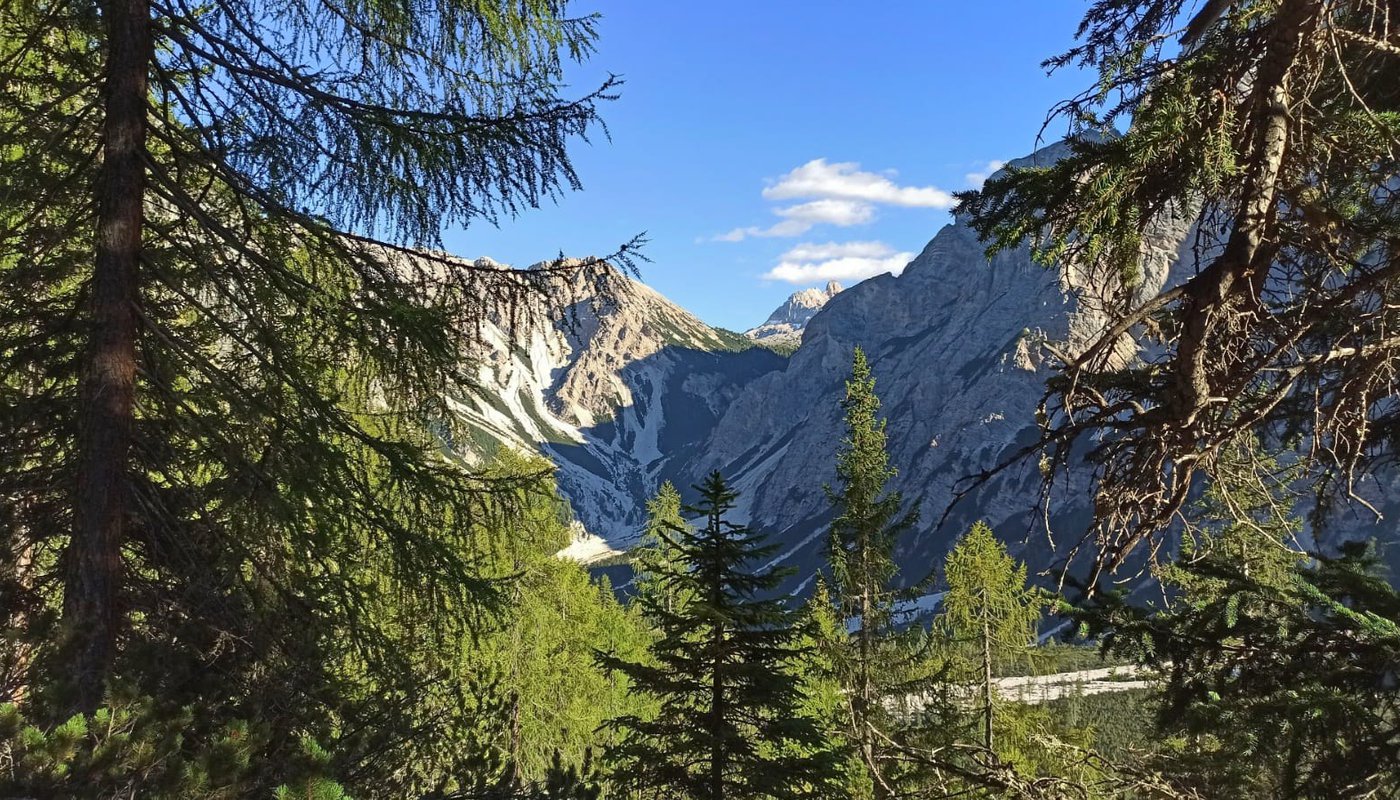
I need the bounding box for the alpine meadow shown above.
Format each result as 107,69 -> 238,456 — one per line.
2,1 -> 1400,798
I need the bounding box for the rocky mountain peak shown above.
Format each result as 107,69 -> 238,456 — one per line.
744,281 -> 843,349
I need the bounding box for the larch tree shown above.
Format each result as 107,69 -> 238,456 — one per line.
939,521 -> 1043,753
599,472 -> 841,800
959,0 -> 1400,585
0,0 -> 635,775
821,346 -> 922,798
631,480 -> 692,616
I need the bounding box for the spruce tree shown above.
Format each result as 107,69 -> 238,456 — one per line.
821,346 -> 922,798
960,0 -> 1400,581
599,472 -> 840,800
1074,441 -> 1400,797
1085,539 -> 1400,798
939,522 -> 1043,753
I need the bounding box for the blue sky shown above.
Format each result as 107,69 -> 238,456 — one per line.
440,1 -> 1095,331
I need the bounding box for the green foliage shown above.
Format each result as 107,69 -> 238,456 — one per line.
940,522 -> 1046,757
1087,542 -> 1400,798
631,481 -> 694,615
826,347 -> 919,635
1077,450 -> 1400,796
818,347 -> 939,798
954,2 -> 1400,793
708,327 -> 764,353
757,338 -> 800,357
0,695 -> 348,799
0,0 -> 637,793
1158,438 -> 1305,601
600,473 -> 843,800
343,452 -> 652,796
942,522 -> 1044,677
795,580 -> 869,796
958,0 -> 1400,583
1038,688 -> 1158,764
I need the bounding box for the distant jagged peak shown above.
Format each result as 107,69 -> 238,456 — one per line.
770,280 -> 842,322
744,280 -> 843,349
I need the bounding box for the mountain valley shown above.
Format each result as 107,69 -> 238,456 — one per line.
451,141 -> 1205,589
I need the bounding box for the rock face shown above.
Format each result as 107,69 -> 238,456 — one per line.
683,141 -> 1198,591
688,140 -> 1170,591
452,140 -> 1204,586
744,281 -> 843,348
446,263 -> 785,546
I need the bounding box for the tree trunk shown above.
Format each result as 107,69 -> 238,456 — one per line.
2,528 -> 34,705
708,560 -> 727,800
981,612 -> 993,753
859,549 -> 887,799
63,0 -> 150,714
709,629 -> 727,800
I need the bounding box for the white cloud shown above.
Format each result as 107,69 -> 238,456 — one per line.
762,240 -> 914,284
716,199 -> 874,241
777,198 -> 875,226
763,159 -> 957,209
713,222 -> 801,242
713,158 -> 958,242
964,159 -> 1007,187
779,240 -> 896,261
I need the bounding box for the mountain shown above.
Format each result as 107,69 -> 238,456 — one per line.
445,259 -> 785,557
450,140 -> 1203,588
686,143 -> 1198,591
744,281 -> 843,349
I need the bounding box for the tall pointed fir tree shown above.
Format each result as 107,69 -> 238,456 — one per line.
820,346 -> 924,798
0,0 -> 635,791
599,473 -> 841,800
959,0 -> 1400,583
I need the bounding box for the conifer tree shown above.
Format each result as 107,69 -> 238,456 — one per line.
0,0 -> 633,766
960,0 -> 1400,582
631,481 -> 692,615
599,472 -> 840,800
796,579 -> 866,795
374,451 -> 653,796
821,347 -> 922,797
940,522 -> 1043,753
1085,538 -> 1400,798
1159,437 -> 1305,601
1074,440 -> 1400,797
